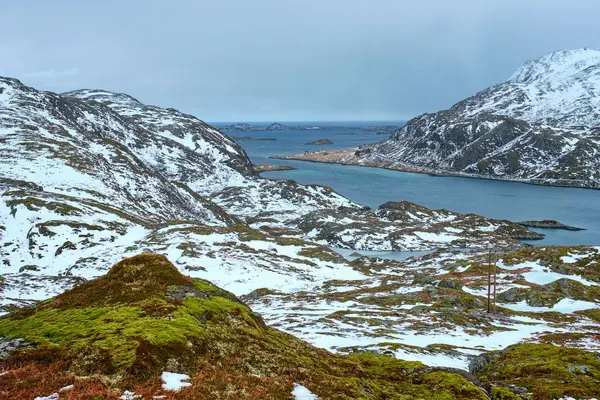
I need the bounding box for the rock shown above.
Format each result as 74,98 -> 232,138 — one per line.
509,385 -> 528,395
437,279 -> 463,290
306,138 -> 333,145
567,365 -> 590,374
240,288 -> 280,302
412,273 -> 435,285
497,287 -> 527,303
540,278 -> 587,298
18,265 -> 40,273
468,353 -> 497,375
518,220 -> 585,231
0,337 -> 31,358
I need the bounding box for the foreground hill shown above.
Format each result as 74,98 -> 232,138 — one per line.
2,254 -> 599,399
274,48 -> 600,189
0,254 -> 490,399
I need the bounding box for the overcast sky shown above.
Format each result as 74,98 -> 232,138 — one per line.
2,1 -> 600,122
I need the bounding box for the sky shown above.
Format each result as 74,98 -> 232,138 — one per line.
2,0 -> 600,122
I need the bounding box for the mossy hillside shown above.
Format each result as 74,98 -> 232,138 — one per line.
0,254 -> 488,399
474,343 -> 600,399
502,246 -> 600,282
0,254 -> 261,375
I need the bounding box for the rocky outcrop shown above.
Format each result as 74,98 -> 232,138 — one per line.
294,200 -> 543,251
518,220 -> 585,231
306,138 -> 333,145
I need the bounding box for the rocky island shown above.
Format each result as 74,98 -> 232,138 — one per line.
230,136 -> 277,141
306,138 -> 333,145
253,163 -> 296,172
518,220 -> 586,231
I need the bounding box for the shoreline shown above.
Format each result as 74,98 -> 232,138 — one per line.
271,150 -> 600,191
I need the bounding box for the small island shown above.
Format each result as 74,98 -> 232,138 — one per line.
231,136 -> 277,141
306,138 -> 333,145
254,163 -> 296,172
518,220 -> 585,231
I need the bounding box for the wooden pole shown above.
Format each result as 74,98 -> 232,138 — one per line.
493,252 -> 497,313
487,251 -> 491,313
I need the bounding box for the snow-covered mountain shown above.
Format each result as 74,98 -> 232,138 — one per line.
0,76 -> 359,310
354,48 -> 600,187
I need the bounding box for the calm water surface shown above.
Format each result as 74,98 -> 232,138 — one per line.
214,122 -> 600,246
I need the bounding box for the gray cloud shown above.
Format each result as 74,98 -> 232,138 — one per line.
2,0 -> 600,121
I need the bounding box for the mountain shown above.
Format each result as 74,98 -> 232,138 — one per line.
276,49 -> 600,188
0,76 -> 356,312
265,122 -> 288,131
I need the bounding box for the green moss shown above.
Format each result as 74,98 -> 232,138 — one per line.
298,246 -> 344,263
274,236 -> 312,246
423,371 -> 485,399
476,343 -> 600,399
5,196 -> 82,217
0,306 -> 204,369
490,386 -> 521,399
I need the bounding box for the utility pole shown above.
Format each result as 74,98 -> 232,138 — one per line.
487,251 -> 491,313
493,252 -> 497,313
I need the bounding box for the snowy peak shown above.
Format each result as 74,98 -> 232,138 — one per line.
63,89 -> 144,112
508,48 -> 600,84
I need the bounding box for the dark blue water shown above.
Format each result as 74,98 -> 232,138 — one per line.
214,122 -> 600,246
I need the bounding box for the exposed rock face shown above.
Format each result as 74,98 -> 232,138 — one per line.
280,49 -> 600,188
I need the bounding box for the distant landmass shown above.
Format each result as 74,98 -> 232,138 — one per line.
273,49 -> 600,189
219,122 -> 400,134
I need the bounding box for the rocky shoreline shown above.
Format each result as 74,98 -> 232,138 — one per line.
231,136 -> 277,141
272,147 -> 600,190
518,220 -> 586,231
253,163 -> 296,172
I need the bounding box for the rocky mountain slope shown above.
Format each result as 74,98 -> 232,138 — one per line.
276,48 -> 600,188
0,76 -> 359,311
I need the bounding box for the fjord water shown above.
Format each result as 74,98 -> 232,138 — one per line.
215,122 -> 600,246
